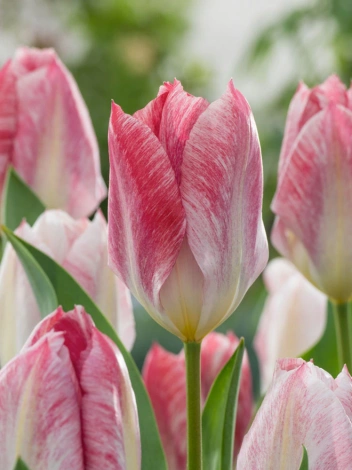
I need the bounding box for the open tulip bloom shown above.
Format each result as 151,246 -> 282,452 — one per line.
3,43 -> 352,470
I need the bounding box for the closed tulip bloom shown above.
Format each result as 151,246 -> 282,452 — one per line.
142,332 -> 253,470
254,258 -> 327,392
237,358 -> 352,469
0,47 -> 106,217
0,305 -> 140,470
272,75 -> 352,302
0,210 -> 135,365
108,79 -> 268,341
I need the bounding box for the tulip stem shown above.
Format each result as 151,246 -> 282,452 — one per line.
184,341 -> 202,470
333,301 -> 352,371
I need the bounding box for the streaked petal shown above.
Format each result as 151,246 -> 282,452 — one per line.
142,344 -> 187,470
254,258 -> 327,392
11,47 -> 106,218
237,359 -> 352,469
0,332 -> 84,470
272,104 -> 352,301
181,80 -> 268,340
108,102 -> 186,336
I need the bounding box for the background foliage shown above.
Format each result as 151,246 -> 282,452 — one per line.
1,0 -> 351,395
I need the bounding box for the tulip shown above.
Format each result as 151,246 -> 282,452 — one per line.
0,209 -> 135,365
254,258 -> 327,392
272,75 -> 352,303
237,358 -> 352,469
0,305 -> 140,470
108,79 -> 268,342
0,47 -> 106,217
142,332 -> 253,470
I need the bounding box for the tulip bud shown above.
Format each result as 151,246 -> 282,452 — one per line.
0,210 -> 135,365
0,47 -> 106,217
237,358 -> 352,469
142,332 -> 253,470
108,79 -> 268,341
272,75 -> 352,302
254,258 -> 327,392
0,306 -> 140,470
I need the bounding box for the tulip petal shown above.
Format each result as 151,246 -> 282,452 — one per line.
272,104 -> 352,301
142,345 -> 187,470
237,359 -> 352,469
11,47 -> 106,218
181,80 -> 268,339
108,102 -> 186,335
254,258 -> 327,393
0,332 -> 84,470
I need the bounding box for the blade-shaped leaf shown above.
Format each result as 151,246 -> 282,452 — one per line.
301,301 -> 339,377
13,458 -> 31,470
202,338 -> 245,470
2,167 -> 45,230
299,446 -> 309,470
2,227 -> 167,470
2,226 -> 58,316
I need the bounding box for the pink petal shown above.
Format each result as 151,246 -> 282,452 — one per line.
254,258 -> 327,392
11,47 -> 106,218
201,332 -> 253,454
237,359 -> 352,469
108,102 -> 186,336
180,80 -> 268,340
142,344 -> 187,470
0,332 -> 84,470
272,104 -> 352,301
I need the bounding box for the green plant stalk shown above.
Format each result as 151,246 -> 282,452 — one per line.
333,301 -> 352,371
184,341 -> 202,470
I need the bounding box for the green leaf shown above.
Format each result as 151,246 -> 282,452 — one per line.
13,458 -> 31,470
202,338 -> 245,470
299,446 -> 309,470
2,167 -> 45,230
2,226 -> 58,317
301,301 -> 339,377
3,227 -> 167,470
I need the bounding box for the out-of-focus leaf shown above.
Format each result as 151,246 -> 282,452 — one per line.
202,339 -> 245,470
2,227 -> 167,470
299,446 -> 309,470
1,167 -> 45,230
13,458 -> 31,470
301,301 -> 339,377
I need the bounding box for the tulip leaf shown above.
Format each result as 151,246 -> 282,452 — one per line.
13,458 -> 31,470
2,226 -> 58,317
202,338 -> 245,470
299,446 -> 309,470
2,228 -> 167,470
301,301 -> 339,377
2,167 -> 45,230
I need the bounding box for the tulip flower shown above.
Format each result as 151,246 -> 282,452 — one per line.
0,209 -> 135,365
272,75 -> 352,304
0,305 -> 140,470
254,258 -> 327,392
108,79 -> 268,342
0,47 -> 106,217
142,332 -> 253,470
237,358 -> 352,469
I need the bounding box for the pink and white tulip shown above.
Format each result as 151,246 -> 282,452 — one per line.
0,209 -> 135,365
237,358 -> 352,469
0,47 -> 106,217
272,75 -> 352,302
0,306 -> 140,470
254,258 -> 327,392
108,79 -> 268,341
142,332 -> 253,470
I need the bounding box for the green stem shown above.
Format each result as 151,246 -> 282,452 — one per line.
184,341 -> 202,470
333,301 -> 352,371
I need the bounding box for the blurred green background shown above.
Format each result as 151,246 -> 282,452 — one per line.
1,0 -> 351,396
